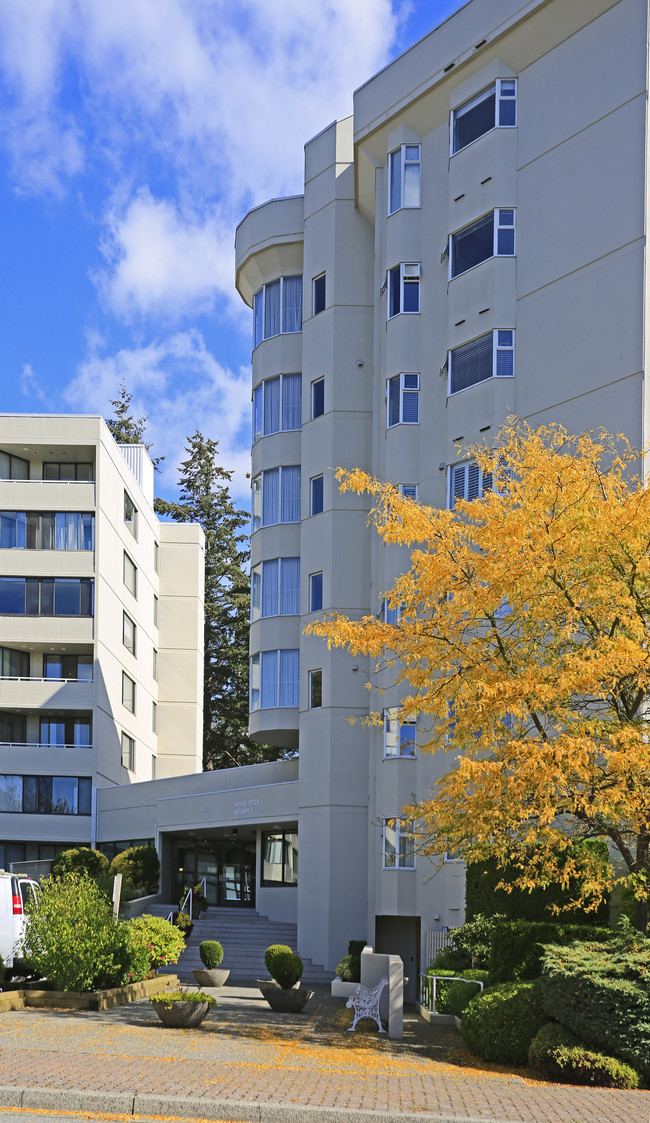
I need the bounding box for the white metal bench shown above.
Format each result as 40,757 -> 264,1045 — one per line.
346,976 -> 388,1033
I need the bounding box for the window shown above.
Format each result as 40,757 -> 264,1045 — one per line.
121,733 -> 135,771
124,491 -> 137,537
42,462 -> 93,481
122,672 -> 135,713
249,649 -> 299,710
388,262 -> 420,318
152,702 -> 157,734
253,276 -> 303,347
449,330 -> 515,395
383,709 -> 416,757
0,647 -> 29,678
387,373 -> 419,427
310,475 -> 324,516
39,715 -> 91,747
153,541 -> 159,574
399,484 -> 418,500
0,774 -> 91,815
449,460 -> 493,506
388,144 -> 421,213
152,649 -> 158,682
0,451 -> 29,480
0,577 -> 93,616
383,818 -> 415,868
382,600 -> 401,626
261,830 -> 298,886
43,654 -> 93,681
309,572 -> 323,612
311,378 -> 325,419
123,552 -> 137,597
251,466 -> 301,531
123,612 -> 136,656
252,373 -> 302,442
0,712 -> 25,743
0,512 -> 94,550
0,842 -> 25,868
451,78 -> 517,154
251,557 -> 300,620
450,209 -> 515,278
312,273 -> 326,315
153,594 -> 159,628
309,669 -> 322,709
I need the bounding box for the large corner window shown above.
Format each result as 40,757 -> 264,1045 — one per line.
383,818 -> 415,869
383,709 -> 416,758
388,263 -> 420,318
450,209 -> 515,278
250,649 -> 299,710
388,144 -> 421,213
449,330 -> 514,394
0,774 -> 91,815
0,577 -> 93,616
451,79 -> 517,154
449,461 -> 493,506
252,374 -> 302,442
0,451 -> 29,480
253,276 -> 303,347
262,830 -> 298,886
251,466 -> 301,531
251,557 -> 300,620
387,373 -> 419,427
0,512 -> 94,551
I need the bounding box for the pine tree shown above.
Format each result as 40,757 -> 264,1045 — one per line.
155,431 -> 284,770
106,382 -> 164,470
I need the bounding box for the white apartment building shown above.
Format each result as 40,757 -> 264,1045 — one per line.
4,0 -> 645,992
0,415 -> 204,866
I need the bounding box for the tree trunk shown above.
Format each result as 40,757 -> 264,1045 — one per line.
633,895 -> 648,934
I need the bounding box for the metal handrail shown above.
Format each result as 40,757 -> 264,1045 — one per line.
419,973 -> 484,1014
0,676 -> 93,684
0,741 -> 93,750
166,877 -> 208,924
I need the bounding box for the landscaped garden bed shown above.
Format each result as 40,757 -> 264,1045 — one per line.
0,974 -> 179,1013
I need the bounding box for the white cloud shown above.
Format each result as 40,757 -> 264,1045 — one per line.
20,362 -> 47,403
63,331 -> 252,505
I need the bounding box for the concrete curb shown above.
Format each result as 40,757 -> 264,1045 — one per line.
0,1085 -> 513,1123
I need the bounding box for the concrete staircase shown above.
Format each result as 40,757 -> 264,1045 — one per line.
147,904 -> 332,985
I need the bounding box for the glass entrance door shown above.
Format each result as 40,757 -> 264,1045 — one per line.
174,840 -> 255,907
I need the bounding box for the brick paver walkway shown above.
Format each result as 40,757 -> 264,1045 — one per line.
0,986 -> 647,1122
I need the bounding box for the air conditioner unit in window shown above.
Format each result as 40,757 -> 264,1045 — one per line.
403,262 -> 420,278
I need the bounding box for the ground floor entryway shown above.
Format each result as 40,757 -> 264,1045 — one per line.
173,838 -> 256,908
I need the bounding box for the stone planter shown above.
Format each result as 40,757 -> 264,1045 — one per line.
258,982 -> 314,1013
192,968 -> 230,988
151,998 -> 212,1028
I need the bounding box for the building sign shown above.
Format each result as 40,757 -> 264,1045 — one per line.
234,798 -> 261,817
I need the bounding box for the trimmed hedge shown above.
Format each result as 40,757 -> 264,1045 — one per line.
336,940 -> 366,983
424,968 -> 458,1013
529,1022 -> 641,1089
539,938 -> 650,1078
446,971 -> 489,1017
465,841 -> 610,925
489,920 -> 615,984
109,846 -> 160,897
460,982 -> 545,1066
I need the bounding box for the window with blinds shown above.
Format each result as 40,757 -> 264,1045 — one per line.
449,330 -> 514,394
449,461 -> 493,506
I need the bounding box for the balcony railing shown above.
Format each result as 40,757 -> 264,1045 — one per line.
0,676 -> 93,684
0,741 -> 93,750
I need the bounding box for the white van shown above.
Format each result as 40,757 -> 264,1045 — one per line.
0,872 -> 39,973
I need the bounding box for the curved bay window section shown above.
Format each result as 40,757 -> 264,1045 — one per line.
0,512 -> 94,550
253,276 -> 303,348
253,374 -> 302,443
251,467 -> 300,532
251,558 -> 300,620
250,649 -> 299,710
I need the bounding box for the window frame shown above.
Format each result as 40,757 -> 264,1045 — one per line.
123,552 -> 137,598
312,273 -> 326,316
450,78 -> 517,155
249,649 -> 299,710
122,611 -> 136,656
122,672 -> 136,714
448,329 -> 515,396
124,490 -> 138,538
261,829 -> 298,887
387,262 -> 420,318
311,378 -> 325,420
308,668 -> 322,709
398,484 -> 418,500
251,557 -> 300,621
387,373 -> 419,428
448,460 -> 493,506
309,571 -> 323,613
121,732 -> 135,772
449,209 -> 516,279
251,466 -> 301,531
382,817 -> 416,869
310,475 -> 324,516
252,373 -> 302,443
388,143 -> 421,214
253,275 -> 303,348
383,708 -> 417,758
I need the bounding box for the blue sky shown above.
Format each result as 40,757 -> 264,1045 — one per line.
0,0 -> 463,507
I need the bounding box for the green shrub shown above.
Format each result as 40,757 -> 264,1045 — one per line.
529,1022 -> 641,1088
465,841 -> 610,924
200,940 -> 224,969
446,970 -> 490,1017
336,954 -> 361,982
264,943 -> 293,974
174,911 -> 192,935
452,914 -> 508,969
348,940 -> 366,956
150,989 -> 216,1007
423,967 -> 460,1013
109,846 -> 159,898
265,946 -> 303,989
51,847 -> 110,881
428,944 -> 469,972
460,982 -> 545,1066
489,919 -> 615,983
128,915 -> 186,972
539,933 -> 650,1078
23,872 -> 142,991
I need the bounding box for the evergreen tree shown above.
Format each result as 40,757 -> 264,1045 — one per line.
155,431 -> 284,770
106,382 -> 164,470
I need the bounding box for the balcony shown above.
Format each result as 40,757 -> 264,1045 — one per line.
0,676 -> 93,709
0,480 -> 95,510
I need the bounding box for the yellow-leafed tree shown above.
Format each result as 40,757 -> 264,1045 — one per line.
307,419 -> 650,931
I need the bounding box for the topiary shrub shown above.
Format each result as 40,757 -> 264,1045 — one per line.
460,981 -> 545,1066
109,846 -> 160,898
128,914 -> 186,973
529,1023 -> 641,1089
22,871 -> 142,991
335,954 -> 360,982
489,919 -> 615,984
200,940 -> 224,969
51,847 -> 110,881
446,970 -> 490,1017
265,945 -> 303,989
